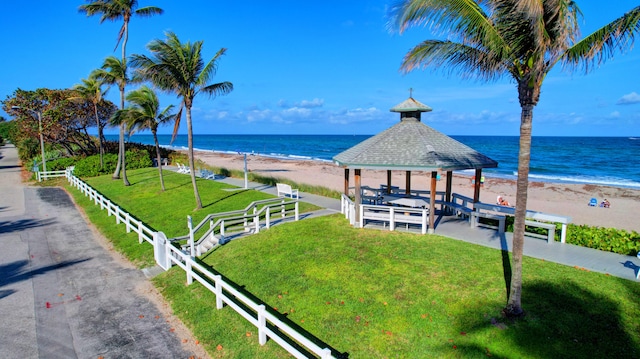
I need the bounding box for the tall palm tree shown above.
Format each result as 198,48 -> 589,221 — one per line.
113,85 -> 177,191
130,31 -> 233,209
70,70 -> 109,168
96,56 -> 131,185
390,0 -> 640,317
80,0 -> 163,183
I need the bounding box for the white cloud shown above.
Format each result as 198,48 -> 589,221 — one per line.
617,92 -> 640,105
296,98 -> 324,108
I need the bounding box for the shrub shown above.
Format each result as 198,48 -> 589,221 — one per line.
126,148 -> 153,169
566,224 -> 640,256
73,153 -> 119,177
46,157 -> 77,171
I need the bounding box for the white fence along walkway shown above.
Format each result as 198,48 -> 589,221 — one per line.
58,169 -> 336,358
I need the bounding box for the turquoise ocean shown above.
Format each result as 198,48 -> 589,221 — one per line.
106,134 -> 640,189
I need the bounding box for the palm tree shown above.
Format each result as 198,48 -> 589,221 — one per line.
130,31 -> 233,209
390,1 -> 640,317
96,56 -> 131,185
80,0 -> 163,183
70,70 -> 109,168
113,85 -> 177,191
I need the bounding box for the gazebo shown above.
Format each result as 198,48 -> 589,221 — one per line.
333,95 -> 498,233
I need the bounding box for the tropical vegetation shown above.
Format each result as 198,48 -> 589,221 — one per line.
130,31 -> 233,209
390,0 -> 640,317
70,70 -> 110,168
80,0 -> 164,184
112,85 -> 178,191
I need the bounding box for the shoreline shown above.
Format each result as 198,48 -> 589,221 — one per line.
191,150 -> 640,233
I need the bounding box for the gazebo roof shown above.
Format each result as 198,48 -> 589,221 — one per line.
333,102 -> 498,171
390,97 -> 433,113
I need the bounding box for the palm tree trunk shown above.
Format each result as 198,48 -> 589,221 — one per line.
121,130 -> 130,186
93,103 -> 103,169
186,106 -> 202,209
505,103 -> 533,318
153,129 -> 165,191
113,125 -> 123,179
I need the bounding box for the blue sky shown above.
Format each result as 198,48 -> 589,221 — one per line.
1,1 -> 638,136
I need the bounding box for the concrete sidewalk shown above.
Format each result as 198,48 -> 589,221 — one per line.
0,144 -> 203,359
212,169 -> 640,281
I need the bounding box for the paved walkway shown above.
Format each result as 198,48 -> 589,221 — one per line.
212,170 -> 640,281
0,144 -> 201,359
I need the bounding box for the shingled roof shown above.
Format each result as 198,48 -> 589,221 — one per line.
333,98 -> 498,171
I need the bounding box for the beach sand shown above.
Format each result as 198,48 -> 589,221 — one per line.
194,150 -> 640,233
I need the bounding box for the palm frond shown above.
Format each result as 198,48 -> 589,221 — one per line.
135,6 -> 164,17
562,5 -> 640,72
401,39 -> 507,81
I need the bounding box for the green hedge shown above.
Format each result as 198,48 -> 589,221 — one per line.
566,224 -> 640,256
72,149 -> 153,178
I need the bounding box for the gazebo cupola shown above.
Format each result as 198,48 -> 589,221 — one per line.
390,95 -> 432,122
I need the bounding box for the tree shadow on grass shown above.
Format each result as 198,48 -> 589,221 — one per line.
454,280 -> 640,358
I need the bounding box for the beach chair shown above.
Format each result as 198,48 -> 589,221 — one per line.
588,198 -> 597,207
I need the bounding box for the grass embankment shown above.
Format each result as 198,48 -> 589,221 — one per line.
65,168 -> 640,358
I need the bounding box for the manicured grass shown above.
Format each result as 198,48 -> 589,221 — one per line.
64,169 -> 640,358
65,168 -> 319,267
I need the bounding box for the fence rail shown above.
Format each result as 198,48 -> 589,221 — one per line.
58,168 -> 336,358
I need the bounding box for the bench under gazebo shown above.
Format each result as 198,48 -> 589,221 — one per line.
333,95 -> 498,233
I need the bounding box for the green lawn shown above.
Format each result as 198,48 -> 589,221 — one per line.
65,168 -> 640,358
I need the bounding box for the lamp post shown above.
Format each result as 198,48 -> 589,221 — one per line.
12,106 -> 47,174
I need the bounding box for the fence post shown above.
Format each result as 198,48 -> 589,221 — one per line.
37,172 -> 41,182
138,222 -> 144,244
320,348 -> 333,359
265,207 -> 271,229
214,275 -> 223,309
295,201 -> 299,221
125,212 -> 131,233
188,215 -> 195,258
255,212 -> 260,234
115,207 -> 121,224
186,258 -> 193,285
258,304 -> 267,345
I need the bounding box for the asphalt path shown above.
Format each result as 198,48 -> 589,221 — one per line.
0,144 -> 203,359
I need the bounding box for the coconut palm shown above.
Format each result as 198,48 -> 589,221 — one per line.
70,70 -> 109,168
80,0 -> 163,183
113,86 -> 177,191
130,31 -> 233,209
390,1 -> 640,317
96,56 -> 131,185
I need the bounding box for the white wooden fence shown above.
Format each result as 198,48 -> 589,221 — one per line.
59,169 -> 337,358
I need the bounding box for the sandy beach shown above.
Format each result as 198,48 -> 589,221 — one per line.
194,150 -> 640,233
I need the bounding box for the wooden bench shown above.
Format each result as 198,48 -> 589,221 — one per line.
442,193 -> 474,219
524,220 -> 556,243
472,202 -> 571,242
360,205 -> 429,234
471,211 -> 506,233
276,183 -> 299,199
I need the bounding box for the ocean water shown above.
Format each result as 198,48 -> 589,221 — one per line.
106,134 -> 640,189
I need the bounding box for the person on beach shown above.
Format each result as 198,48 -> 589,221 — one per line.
497,196 -> 512,206
601,199 -> 610,208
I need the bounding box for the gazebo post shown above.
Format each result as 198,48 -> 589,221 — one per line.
473,168 -> 482,203
405,171 -> 411,196
355,169 -> 362,226
429,171 -> 437,234
386,170 -> 392,194
344,168 -> 350,195
445,171 -> 453,202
